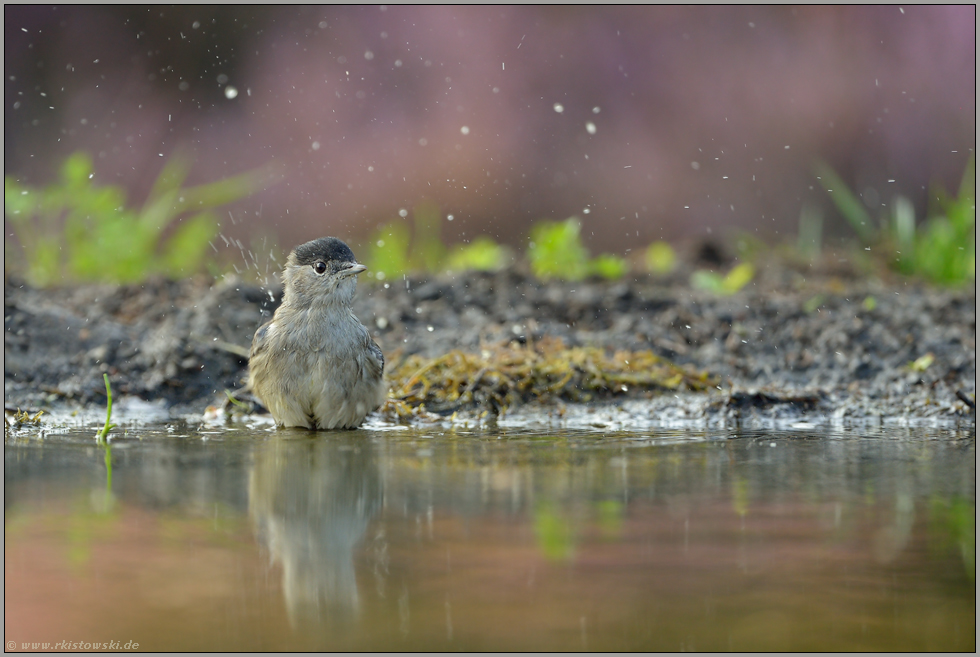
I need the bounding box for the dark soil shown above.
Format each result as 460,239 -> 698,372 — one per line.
4,251 -> 976,427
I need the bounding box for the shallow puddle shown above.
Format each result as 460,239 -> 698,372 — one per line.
5,422 -> 975,651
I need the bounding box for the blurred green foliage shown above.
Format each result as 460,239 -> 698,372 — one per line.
589,252 -> 629,280
365,220 -> 412,282
447,237 -> 512,272
364,201 -> 449,281
4,151 -> 281,286
366,211 -> 624,282
528,217 -> 592,280
690,262 -> 755,295
796,203 -> 824,261
814,155 -> 975,286
645,240 -> 677,274
803,293 -> 825,314
528,217 -> 627,281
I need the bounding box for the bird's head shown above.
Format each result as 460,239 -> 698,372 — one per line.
282,237 -> 367,308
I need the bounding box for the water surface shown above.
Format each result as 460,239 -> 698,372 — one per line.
5,421 -> 975,651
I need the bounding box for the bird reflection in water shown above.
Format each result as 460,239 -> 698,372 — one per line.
248,435 -> 383,626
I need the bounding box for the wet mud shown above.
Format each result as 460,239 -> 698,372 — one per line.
4,255 -> 975,427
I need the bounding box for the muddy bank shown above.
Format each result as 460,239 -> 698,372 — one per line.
3,254 -> 976,427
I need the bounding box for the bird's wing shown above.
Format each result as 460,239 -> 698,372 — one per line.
250,320 -> 273,360
367,338 -> 385,376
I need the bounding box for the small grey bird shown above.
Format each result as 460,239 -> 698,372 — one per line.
248,237 -> 386,429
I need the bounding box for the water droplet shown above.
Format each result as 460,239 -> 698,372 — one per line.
311,141 -> 320,151
224,86 -> 238,99
460,126 -> 470,135
364,50 -> 374,60
553,103 -> 564,113
585,121 -> 596,134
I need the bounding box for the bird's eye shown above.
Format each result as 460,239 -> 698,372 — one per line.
313,261 -> 328,275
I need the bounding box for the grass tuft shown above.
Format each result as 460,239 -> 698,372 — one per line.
96,373 -> 117,442
814,155 -> 974,286
4,150 -> 282,286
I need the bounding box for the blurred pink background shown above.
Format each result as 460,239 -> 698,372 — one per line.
5,5 -> 975,255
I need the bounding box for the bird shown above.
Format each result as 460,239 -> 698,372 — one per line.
247,237 -> 386,429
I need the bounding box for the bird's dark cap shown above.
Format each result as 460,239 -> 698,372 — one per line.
292,237 -> 357,266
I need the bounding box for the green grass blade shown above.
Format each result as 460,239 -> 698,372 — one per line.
813,161 -> 875,243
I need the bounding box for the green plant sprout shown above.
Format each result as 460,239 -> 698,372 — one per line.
814,155 -> 975,286
364,200 -> 448,280
528,217 -> 627,281
796,203 -> 824,261
446,237 -> 512,272
528,218 -> 592,280
4,150 -> 282,286
690,262 -> 755,295
365,206 -> 653,282
645,240 -> 677,274
97,373 -> 116,443
812,161 -> 876,243
908,353 -> 935,373
802,294 -> 825,314
590,252 -> 629,279
224,389 -> 250,408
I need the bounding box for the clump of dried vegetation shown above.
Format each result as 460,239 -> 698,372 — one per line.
379,336 -> 717,422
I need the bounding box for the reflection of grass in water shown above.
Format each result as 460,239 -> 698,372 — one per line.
928,496 -> 975,581
63,493 -> 121,571
158,506 -> 250,551
382,336 -> 718,420
732,476 -> 749,517
595,500 -> 624,540
533,503 -> 575,562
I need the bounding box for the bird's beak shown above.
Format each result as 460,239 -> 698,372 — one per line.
341,263 -> 367,277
